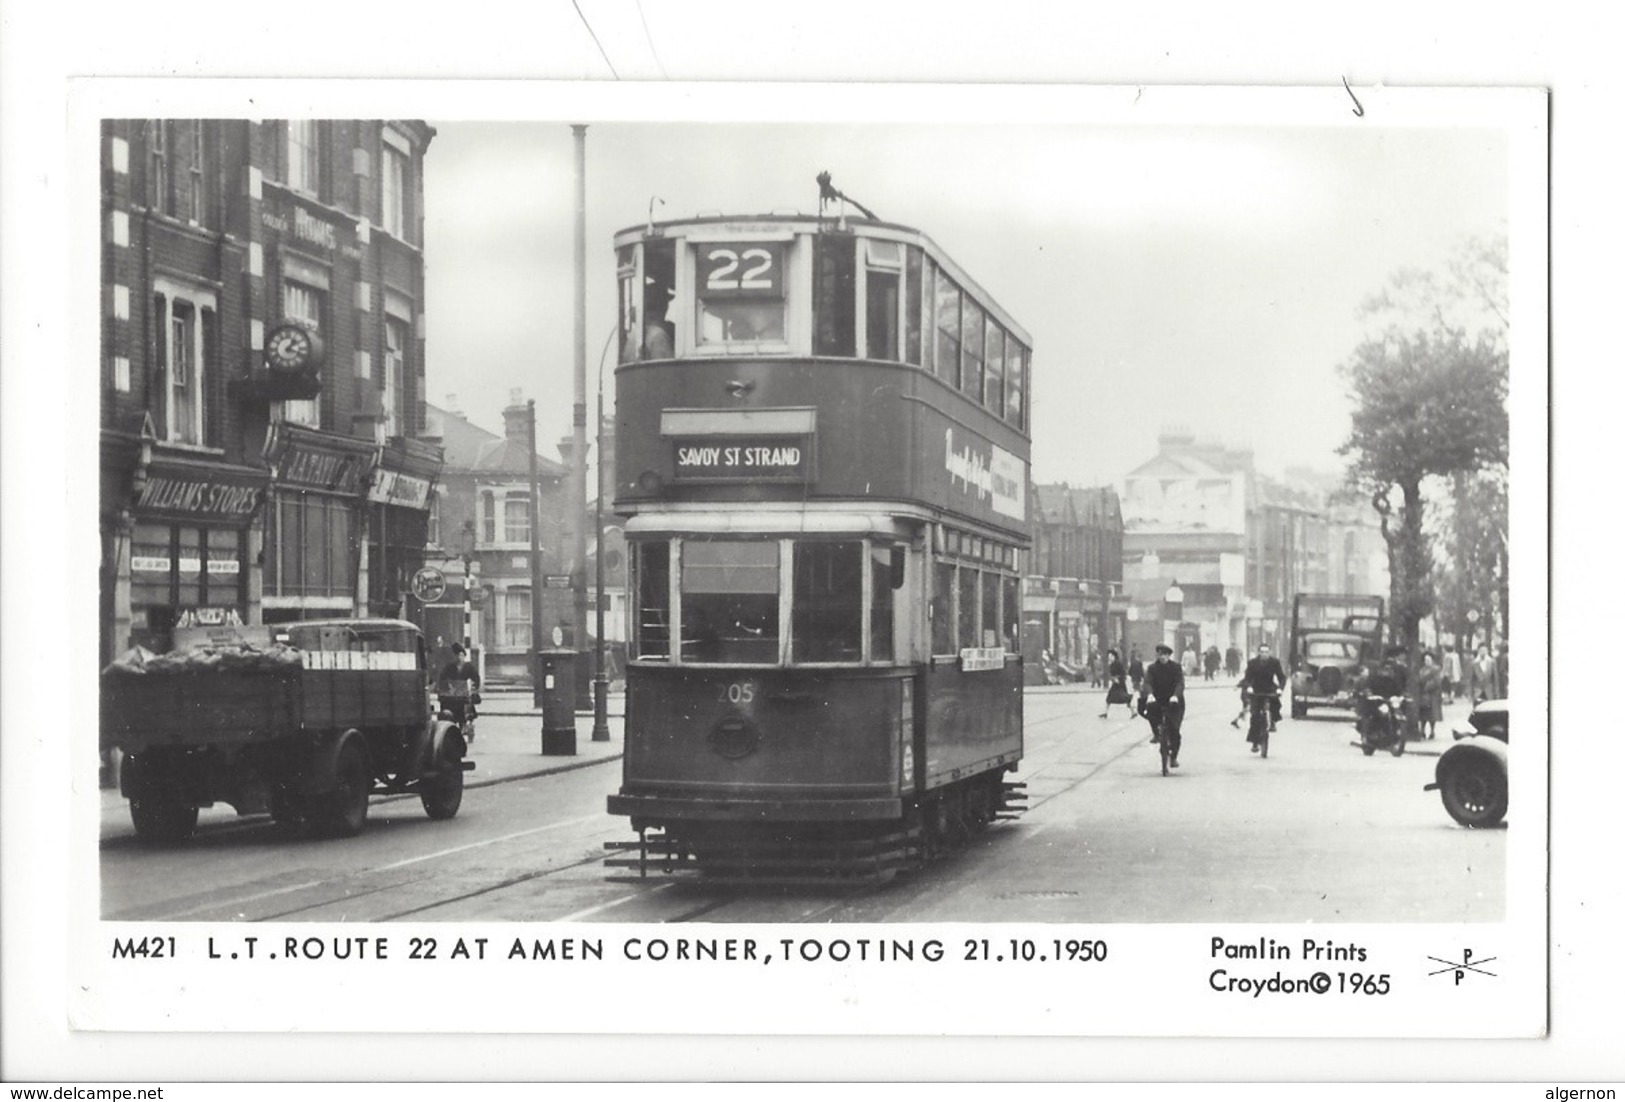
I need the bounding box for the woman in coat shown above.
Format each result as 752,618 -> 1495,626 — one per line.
1099,649 -> 1134,719
1416,651 -> 1445,739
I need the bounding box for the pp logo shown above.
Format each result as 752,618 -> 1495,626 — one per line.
1428,948 -> 1498,984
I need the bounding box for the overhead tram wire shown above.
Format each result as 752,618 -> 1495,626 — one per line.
572,0 -> 621,79
634,0 -> 668,78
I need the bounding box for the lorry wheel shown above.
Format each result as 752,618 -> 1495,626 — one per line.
420,751 -> 465,821
315,742 -> 370,838
129,780 -> 198,844
1440,759 -> 1508,828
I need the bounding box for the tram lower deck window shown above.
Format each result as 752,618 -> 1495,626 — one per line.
792,541 -> 862,663
681,540 -> 779,663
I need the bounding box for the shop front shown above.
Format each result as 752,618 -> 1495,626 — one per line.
123,451 -> 269,654
365,439 -> 440,620
261,423 -> 373,624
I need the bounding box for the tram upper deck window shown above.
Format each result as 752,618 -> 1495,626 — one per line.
621,239 -> 675,364
935,274 -> 962,388
904,246 -> 924,366
813,235 -> 856,357
864,239 -> 902,362
985,325 -> 1006,417
680,540 -> 779,663
961,299 -> 985,402
1006,341 -> 1028,430
696,241 -> 786,350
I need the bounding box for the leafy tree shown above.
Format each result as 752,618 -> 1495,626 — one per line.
1339,234 -> 1509,727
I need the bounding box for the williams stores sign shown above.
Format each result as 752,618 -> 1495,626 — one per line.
671,437 -> 811,482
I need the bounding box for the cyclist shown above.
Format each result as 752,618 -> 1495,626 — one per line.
1137,643 -> 1186,768
437,643 -> 482,740
1238,642 -> 1287,752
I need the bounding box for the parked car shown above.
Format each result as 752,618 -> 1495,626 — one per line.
1424,699 -> 1508,828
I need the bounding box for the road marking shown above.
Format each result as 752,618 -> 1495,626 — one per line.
554,883 -> 675,923
373,812 -> 605,872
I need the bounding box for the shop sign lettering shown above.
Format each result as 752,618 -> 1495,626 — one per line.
368,469 -> 433,509
137,477 -> 263,518
280,447 -> 366,493
294,207 -> 337,250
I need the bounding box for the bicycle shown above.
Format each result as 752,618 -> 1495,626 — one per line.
1248,691 -> 1280,759
1143,699 -> 1180,776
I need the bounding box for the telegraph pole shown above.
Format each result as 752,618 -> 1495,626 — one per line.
570,123 -> 590,708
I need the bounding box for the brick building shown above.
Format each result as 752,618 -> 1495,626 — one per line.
1022,482 -> 1127,676
99,118 -> 440,661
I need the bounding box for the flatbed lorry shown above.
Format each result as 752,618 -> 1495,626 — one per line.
100,618 -> 471,843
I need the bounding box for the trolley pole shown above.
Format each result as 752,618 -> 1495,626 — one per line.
570,123 -> 591,709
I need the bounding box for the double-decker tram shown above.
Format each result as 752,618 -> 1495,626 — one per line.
605,188 -> 1033,884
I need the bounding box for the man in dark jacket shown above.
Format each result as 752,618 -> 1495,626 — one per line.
1240,642 -> 1288,749
1138,643 -> 1186,767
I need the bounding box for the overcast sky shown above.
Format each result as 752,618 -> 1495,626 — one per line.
423,116 -> 1508,488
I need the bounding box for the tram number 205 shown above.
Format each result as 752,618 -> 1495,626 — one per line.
716,682 -> 757,705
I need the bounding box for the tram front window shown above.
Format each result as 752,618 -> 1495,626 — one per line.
792,541 -> 862,663
680,540 -> 779,663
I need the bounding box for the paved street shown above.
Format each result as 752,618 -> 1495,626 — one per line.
99,684 -> 1503,924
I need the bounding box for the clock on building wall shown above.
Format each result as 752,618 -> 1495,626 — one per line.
264,321 -> 325,373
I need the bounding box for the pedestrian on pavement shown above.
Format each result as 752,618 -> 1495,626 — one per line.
1138,643 -> 1186,767
1416,650 -> 1444,739
1496,644 -> 1509,701
1099,649 -> 1134,719
1128,648 -> 1146,694
1225,645 -> 1242,678
1234,642 -> 1288,750
1442,644 -> 1463,704
1182,646 -> 1198,678
1204,646 -> 1221,681
1472,644 -> 1497,703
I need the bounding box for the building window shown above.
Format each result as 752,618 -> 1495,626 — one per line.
286,120 -> 321,196
381,141 -> 407,239
985,325 -> 1006,417
186,120 -> 204,224
503,493 -> 531,545
154,287 -> 212,446
503,588 -> 532,649
383,316 -> 406,438
279,279 -> 324,426
146,121 -> 169,215
481,490 -> 496,543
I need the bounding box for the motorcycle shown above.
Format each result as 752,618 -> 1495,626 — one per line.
1355,692 -> 1409,757
1424,699 -> 1508,828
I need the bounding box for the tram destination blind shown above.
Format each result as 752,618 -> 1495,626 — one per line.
671,437 -> 811,482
